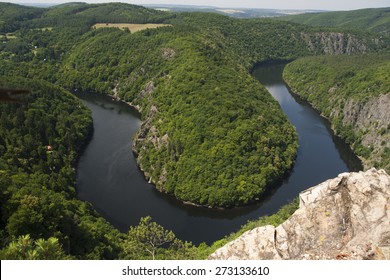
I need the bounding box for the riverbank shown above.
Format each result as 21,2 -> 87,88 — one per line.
283,54 -> 390,173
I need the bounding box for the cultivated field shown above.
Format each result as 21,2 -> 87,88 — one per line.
92,23 -> 172,33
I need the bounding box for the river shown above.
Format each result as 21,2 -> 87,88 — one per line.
76,63 -> 362,245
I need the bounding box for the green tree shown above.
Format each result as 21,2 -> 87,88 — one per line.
121,216 -> 196,260
0,234 -> 69,260
122,216 -> 175,260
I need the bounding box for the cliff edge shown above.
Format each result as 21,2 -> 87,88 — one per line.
209,168 -> 390,260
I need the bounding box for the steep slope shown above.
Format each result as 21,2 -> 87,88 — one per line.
283,53 -> 390,172
210,168 -> 390,260
280,7 -> 390,34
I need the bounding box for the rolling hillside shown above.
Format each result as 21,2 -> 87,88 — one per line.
280,7 -> 390,34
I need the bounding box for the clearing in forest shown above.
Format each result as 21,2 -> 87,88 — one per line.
92,23 -> 172,33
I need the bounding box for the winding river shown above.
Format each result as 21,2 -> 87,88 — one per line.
76,63 -> 362,245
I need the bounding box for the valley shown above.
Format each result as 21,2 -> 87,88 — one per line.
0,2 -> 388,260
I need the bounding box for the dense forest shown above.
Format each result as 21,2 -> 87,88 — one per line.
0,77 -> 125,259
0,2 -> 389,259
283,53 -> 390,173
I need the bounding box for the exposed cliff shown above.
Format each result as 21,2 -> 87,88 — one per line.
341,94 -> 390,169
283,53 -> 390,172
300,32 -> 369,55
209,168 -> 390,260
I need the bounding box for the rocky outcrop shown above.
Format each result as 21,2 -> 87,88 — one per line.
342,93 -> 390,147
136,80 -> 155,107
209,168 -> 390,260
342,94 -> 390,133
301,32 -> 368,55
161,47 -> 175,60
132,81 -> 170,188
328,93 -> 390,170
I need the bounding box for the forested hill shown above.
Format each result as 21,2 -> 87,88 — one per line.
0,2 -> 173,31
0,2 -> 389,259
0,2 -> 44,32
280,7 -> 390,34
283,53 -> 390,173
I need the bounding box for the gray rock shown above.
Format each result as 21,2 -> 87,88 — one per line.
209,168 -> 390,260
300,32 -> 369,55
341,93 -> 390,170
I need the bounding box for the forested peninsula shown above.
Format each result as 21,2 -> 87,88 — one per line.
0,2 -> 388,259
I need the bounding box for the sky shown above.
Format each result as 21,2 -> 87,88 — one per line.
6,0 -> 390,11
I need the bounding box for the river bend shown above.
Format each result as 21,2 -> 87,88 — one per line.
76,63 -> 361,244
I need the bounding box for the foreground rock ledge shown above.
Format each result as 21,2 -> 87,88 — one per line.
209,168 -> 390,260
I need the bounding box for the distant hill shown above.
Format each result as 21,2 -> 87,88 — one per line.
39,2 -> 173,26
0,2 -> 44,32
19,2 -> 79,8
280,7 -> 390,34
145,4 -> 322,19
0,2 -> 174,33
0,2 -> 42,17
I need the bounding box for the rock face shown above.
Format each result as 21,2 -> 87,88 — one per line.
300,32 -> 369,55
132,81 -> 170,189
341,93 -> 390,169
209,168 -> 390,260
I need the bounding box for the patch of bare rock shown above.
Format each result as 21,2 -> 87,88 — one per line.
209,168 -> 390,260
